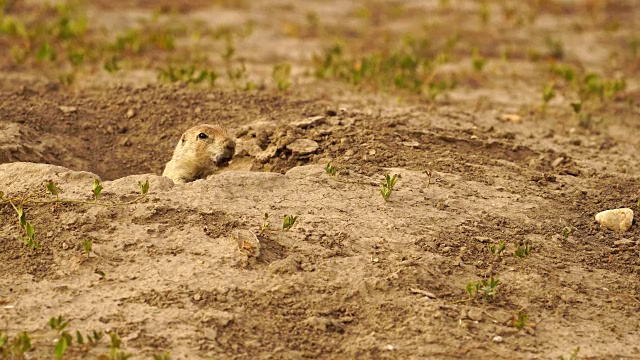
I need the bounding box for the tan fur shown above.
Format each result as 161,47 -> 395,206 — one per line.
163,124 -> 236,184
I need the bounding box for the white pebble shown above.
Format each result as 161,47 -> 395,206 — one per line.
595,208 -> 634,232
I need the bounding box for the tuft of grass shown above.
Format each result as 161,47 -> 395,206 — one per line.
542,82 -> 555,104
325,162 -> 337,177
158,65 -> 218,86
82,239 -> 93,258
272,63 -> 292,91
312,38 -> 455,98
380,174 -> 398,201
471,47 -> 487,72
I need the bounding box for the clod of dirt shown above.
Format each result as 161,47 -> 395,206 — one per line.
291,116 -> 325,129
58,106 -> 77,114
234,229 -> 261,258
286,139 -> 319,155
255,145 -> 279,163
595,208 -> 634,232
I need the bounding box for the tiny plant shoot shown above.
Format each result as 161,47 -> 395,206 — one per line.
282,215 -> 298,231
325,162 -> 337,177
515,243 -> 531,259
92,179 -> 103,202
488,240 -> 505,255
381,174 -> 398,201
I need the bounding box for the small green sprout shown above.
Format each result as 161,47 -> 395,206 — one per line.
380,174 -> 398,201
154,352 -> 171,360
561,227 -> 571,238
87,330 -> 103,345
104,56 -> 120,73
471,47 -> 487,72
479,276 -> 500,301
54,332 -> 71,360
138,179 -> 149,195
47,180 -> 61,201
94,269 -> 106,280
513,311 -> 528,329
261,213 -> 270,233
325,163 -> 337,177
560,347 -> 580,360
282,215 -> 298,231
1,331 -> 32,357
82,239 -> 93,257
36,42 -> 56,61
23,221 -> 39,250
515,243 -> 531,259
49,316 -> 69,333
570,102 -> 582,114
465,281 -> 479,297
93,179 -> 103,202
108,332 -> 131,360
488,240 -> 505,255
272,63 -> 292,91
542,82 -> 555,104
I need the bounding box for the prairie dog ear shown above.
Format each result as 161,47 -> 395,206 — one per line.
179,134 -> 186,146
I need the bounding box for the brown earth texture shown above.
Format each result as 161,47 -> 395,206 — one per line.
1,0 -> 640,359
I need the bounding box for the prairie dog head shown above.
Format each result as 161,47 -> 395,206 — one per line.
163,124 -> 236,183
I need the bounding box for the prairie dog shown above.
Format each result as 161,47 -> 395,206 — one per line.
163,124 -> 235,184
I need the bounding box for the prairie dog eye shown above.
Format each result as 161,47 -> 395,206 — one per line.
198,132 -> 208,140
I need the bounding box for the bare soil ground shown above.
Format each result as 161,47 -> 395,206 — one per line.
1,0 -> 640,359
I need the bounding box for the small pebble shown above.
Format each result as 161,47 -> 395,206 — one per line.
492,335 -> 503,343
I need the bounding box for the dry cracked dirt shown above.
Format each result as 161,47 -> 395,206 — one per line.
1,0 -> 640,359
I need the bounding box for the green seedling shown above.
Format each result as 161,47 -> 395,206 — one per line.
478,0 -> 490,24
154,352 -> 171,360
36,42 -> 56,61
54,332 -> 72,360
47,180 -> 61,201
95,269 -> 106,280
260,213 -> 270,234
478,276 -> 500,301
49,316 -> 69,333
93,179 -> 103,202
380,174 -> 398,201
325,162 -> 337,177
0,331 -> 32,358
512,311 -> 528,329
104,56 -> 120,73
158,65 -> 218,86
570,102 -> 582,114
487,240 -> 505,255
108,332 -> 131,360
465,277 -> 500,301
465,281 -> 479,297
282,215 -> 298,231
471,47 -> 487,72
138,179 -> 149,195
86,330 -> 103,345
82,239 -> 93,257
545,36 -> 564,59
515,243 -> 531,259
542,82 -> 555,104
272,63 -> 292,91
561,227 -> 571,238
560,347 -> 580,360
